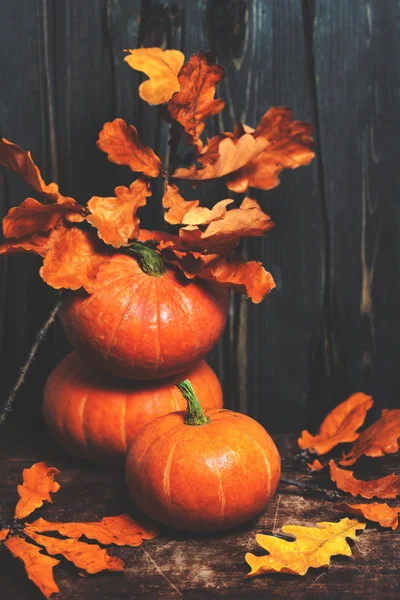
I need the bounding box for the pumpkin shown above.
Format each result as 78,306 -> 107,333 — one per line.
43,352 -> 223,465
59,246 -> 228,380
125,380 -> 281,532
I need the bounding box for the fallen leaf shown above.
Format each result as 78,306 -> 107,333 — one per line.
334,503 -> 400,530
298,392 -> 373,455
4,536 -> 60,599
226,107 -> 315,192
39,228 -> 110,293
340,409 -> 400,466
87,178 -> 151,248
329,460 -> 400,499
245,518 -> 365,577
0,529 -> 9,542
307,459 -> 325,472
29,515 -> 158,546
162,183 -> 199,225
24,530 -> 124,574
124,47 -> 185,105
168,51 -> 225,150
14,462 -> 60,520
97,118 -> 162,177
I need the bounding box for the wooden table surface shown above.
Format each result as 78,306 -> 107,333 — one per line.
0,425 -> 399,600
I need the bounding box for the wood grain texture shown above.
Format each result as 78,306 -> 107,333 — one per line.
0,0 -> 398,433
0,427 -> 399,599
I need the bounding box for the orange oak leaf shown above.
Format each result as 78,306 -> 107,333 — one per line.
329,460 -> 400,499
168,51 -> 225,151
0,529 -> 10,542
334,502 -> 400,530
298,392 -> 374,455
340,409 -> 400,466
179,197 -> 275,255
0,223 -> 68,257
29,515 -> 158,547
162,183 -> 199,225
87,178 -> 151,248
14,462 -> 60,520
226,107 -> 315,192
307,459 -> 325,472
24,530 -> 124,574
39,228 -> 110,293
4,536 -> 60,599
124,47 -> 185,105
181,199 -> 234,226
97,118 -> 162,177
0,138 -> 60,201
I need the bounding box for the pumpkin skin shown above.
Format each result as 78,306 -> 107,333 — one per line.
43,351 -> 223,465
125,408 -> 281,532
59,254 -> 228,380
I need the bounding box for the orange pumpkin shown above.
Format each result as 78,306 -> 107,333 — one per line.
59,248 -> 228,380
126,380 -> 281,532
43,352 -> 223,465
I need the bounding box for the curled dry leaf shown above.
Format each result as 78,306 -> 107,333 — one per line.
245,518 -> 365,577
298,392 -> 373,455
162,183 -> 199,225
124,47 -> 185,105
29,515 -> 158,547
39,228 -> 110,293
182,199 -> 234,226
4,536 -> 60,599
97,118 -> 161,177
340,409 -> 400,466
0,221 -> 69,257
334,503 -> 400,530
329,460 -> 400,500
87,178 -> 151,248
0,529 -> 10,542
168,51 -> 225,151
14,462 -> 60,520
307,459 -> 324,472
24,530 -> 124,574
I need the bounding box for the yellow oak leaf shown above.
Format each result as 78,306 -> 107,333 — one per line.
245,518 -> 365,577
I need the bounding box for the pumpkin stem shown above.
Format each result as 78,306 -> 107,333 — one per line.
129,241 -> 165,277
176,379 -> 210,426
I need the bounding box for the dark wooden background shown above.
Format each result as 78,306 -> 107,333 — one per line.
0,0 -> 399,434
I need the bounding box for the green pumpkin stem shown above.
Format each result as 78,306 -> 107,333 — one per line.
129,241 -> 165,277
176,379 -> 209,426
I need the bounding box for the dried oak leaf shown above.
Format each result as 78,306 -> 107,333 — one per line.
168,51 -> 225,151
87,178 -> 151,248
0,529 -> 10,542
39,228 -> 110,293
298,392 -> 373,455
334,503 -> 400,530
4,536 -> 60,598
307,459 -> 325,472
97,118 -> 162,177
14,462 -> 60,520
29,515 -> 158,547
245,518 -> 365,577
124,47 -> 185,105
329,460 -> 400,500
162,183 -> 199,225
340,409 -> 400,466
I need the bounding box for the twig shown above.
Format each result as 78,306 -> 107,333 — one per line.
280,477 -> 343,501
0,293 -> 64,430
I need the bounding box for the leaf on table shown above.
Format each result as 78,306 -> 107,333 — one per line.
334,503 -> 400,530
340,409 -> 400,466
298,392 -> 373,455
329,460 -> 400,499
14,462 -> 60,520
39,228 -> 110,293
29,514 -> 159,547
245,518 -> 366,577
4,536 -> 60,599
307,459 -> 325,472
124,47 -> 185,105
24,530 -> 124,574
0,529 -> 10,542
168,51 -> 225,151
97,118 -> 162,177
87,178 -> 151,248
162,183 -> 199,225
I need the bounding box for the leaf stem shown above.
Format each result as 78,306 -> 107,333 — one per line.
0,293 -> 64,431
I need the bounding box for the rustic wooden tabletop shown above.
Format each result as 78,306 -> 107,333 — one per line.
0,425 -> 398,600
